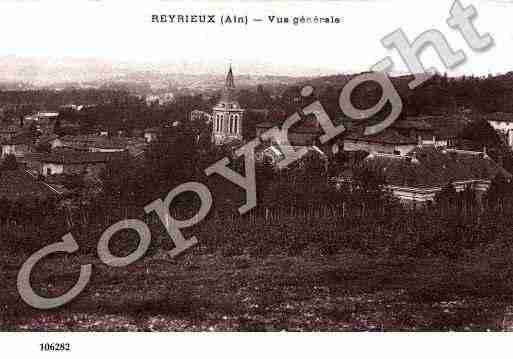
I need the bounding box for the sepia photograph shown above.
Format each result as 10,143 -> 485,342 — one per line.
1,0 -> 513,356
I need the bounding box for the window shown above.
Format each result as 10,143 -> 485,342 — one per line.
234,115 -> 240,133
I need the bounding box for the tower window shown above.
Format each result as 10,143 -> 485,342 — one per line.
234,114 -> 240,134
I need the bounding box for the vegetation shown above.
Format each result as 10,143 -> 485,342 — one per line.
4,72 -> 513,330
1,154 -> 18,171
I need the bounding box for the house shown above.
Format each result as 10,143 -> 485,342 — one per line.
56,135 -> 147,156
1,133 -> 33,159
145,93 -> 175,106
361,145 -> 511,204
40,150 -> 126,177
58,120 -> 81,135
20,152 -> 45,175
484,112 -> 513,148
23,111 -> 59,134
24,111 -> 59,123
0,123 -> 21,141
37,134 -> 62,150
144,127 -> 160,143
255,116 -> 324,147
60,104 -> 85,111
190,110 -> 211,123
391,118 -> 436,144
93,126 -> 110,137
343,129 -> 418,156
256,143 -> 328,171
410,115 -> 469,147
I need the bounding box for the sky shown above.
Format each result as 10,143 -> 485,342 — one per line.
0,0 -> 511,82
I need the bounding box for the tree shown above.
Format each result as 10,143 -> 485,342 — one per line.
1,154 -> 18,170
53,117 -> 65,136
27,123 -> 40,140
435,182 -> 459,215
351,166 -> 396,215
255,85 -> 272,108
485,173 -> 512,211
35,141 -> 51,153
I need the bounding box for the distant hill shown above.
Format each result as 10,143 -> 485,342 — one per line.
282,71 -> 513,117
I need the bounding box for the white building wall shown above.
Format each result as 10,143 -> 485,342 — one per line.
90,147 -> 125,153
343,140 -> 416,156
42,163 -> 64,176
488,120 -> 513,147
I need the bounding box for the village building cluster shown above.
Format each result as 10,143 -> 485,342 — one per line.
204,66 -> 512,206
0,109 -> 156,200
0,65 -> 510,209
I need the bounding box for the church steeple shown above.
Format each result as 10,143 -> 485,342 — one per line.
212,63 -> 245,145
225,64 -> 235,89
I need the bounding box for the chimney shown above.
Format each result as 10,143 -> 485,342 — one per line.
417,135 -> 423,147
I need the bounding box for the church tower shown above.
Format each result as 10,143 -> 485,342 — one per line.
212,65 -> 245,145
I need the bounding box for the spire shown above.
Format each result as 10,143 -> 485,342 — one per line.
225,64 -> 235,89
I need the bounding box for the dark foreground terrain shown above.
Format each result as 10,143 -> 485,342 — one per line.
0,235 -> 513,331
2,213 -> 513,331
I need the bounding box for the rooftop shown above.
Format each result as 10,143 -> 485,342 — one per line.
364,145 -> 511,189
256,113 -> 323,135
59,135 -> 147,152
0,123 -> 20,134
215,65 -> 241,109
0,133 -> 33,146
40,150 -> 126,165
406,115 -> 469,139
482,112 -> 513,123
345,129 -> 417,145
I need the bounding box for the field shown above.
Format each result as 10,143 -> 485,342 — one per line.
2,213 -> 513,331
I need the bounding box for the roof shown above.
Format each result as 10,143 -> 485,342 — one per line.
216,65 -> 240,107
246,109 -> 271,123
0,170 -> 57,201
256,121 -> 274,129
345,129 -> 417,145
40,150 -> 126,165
1,133 -> 33,145
59,135 -> 147,151
406,115 -> 468,139
482,112 -> 513,123
0,124 -> 20,133
225,65 -> 235,89
255,113 -> 323,135
37,134 -> 59,145
364,146 -> 511,189
259,144 -> 327,166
